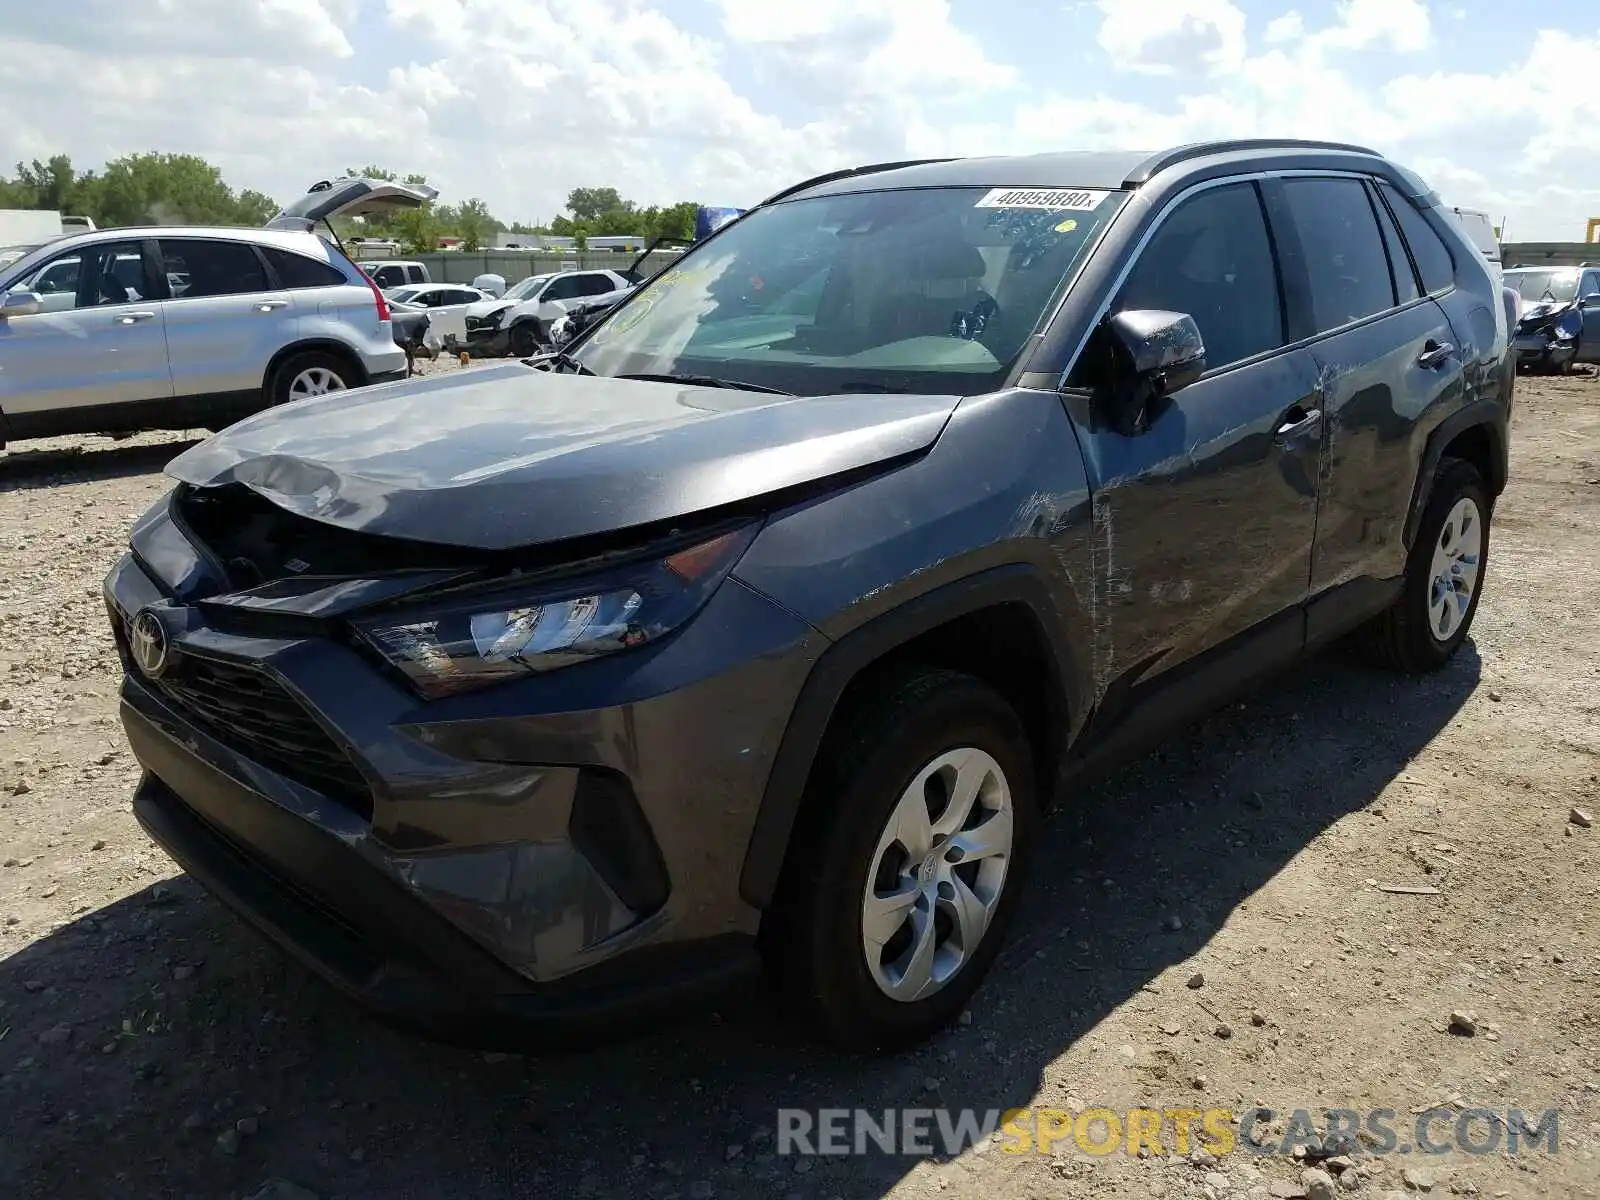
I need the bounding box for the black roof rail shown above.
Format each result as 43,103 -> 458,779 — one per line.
1123,139 -> 1382,186
754,159 -> 957,208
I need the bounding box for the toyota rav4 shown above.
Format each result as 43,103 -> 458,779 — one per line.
106,140 -> 1513,1052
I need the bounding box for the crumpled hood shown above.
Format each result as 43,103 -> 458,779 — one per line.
166,364 -> 960,551
465,298 -> 513,320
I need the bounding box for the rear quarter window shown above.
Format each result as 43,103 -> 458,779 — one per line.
1380,184 -> 1455,294
260,246 -> 348,289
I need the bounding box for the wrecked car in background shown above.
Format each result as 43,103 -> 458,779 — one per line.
1503,265 -> 1600,373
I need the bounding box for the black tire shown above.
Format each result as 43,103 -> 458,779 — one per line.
269,350 -> 356,407
1348,456 -> 1490,673
508,322 -> 542,358
763,666 -> 1038,1052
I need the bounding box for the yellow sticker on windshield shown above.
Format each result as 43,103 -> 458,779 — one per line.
1055,219 -> 1078,233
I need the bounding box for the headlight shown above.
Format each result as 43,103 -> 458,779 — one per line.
352,525 -> 757,698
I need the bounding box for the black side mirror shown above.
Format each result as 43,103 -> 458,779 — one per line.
1581,293 -> 1600,309
1104,309 -> 1207,434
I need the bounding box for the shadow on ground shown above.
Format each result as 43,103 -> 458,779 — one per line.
0,437 -> 201,491
0,645 -> 1481,1200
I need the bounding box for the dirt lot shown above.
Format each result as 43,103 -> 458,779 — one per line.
1,368 -> 1597,1200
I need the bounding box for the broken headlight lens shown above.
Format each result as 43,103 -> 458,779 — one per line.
353,526 -> 757,699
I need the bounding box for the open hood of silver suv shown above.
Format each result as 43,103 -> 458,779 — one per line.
265,178 -> 438,233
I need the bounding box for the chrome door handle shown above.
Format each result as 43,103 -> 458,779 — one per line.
1275,408 -> 1323,440
1417,340 -> 1455,369
117,311 -> 157,324
255,300 -> 290,312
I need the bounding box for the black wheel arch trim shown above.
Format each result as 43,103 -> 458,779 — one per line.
1402,397 -> 1508,550
738,563 -> 1082,911
264,339 -> 371,392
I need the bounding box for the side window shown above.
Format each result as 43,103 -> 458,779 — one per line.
542,275 -> 585,302
406,265 -> 426,284
414,289 -> 442,307
159,239 -> 269,299
1368,184 -> 1420,304
1380,184 -> 1455,294
446,289 -> 479,304
1115,181 -> 1284,371
85,242 -> 153,306
1277,178 -> 1396,333
580,274 -> 619,297
24,255 -> 81,297
259,246 -> 347,289
1583,272 -> 1600,300
374,266 -> 406,288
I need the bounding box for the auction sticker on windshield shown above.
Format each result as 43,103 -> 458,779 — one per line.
974,188 -> 1111,211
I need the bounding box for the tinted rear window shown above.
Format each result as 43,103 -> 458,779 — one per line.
261,246 -> 348,289
1277,178 -> 1396,333
1381,185 -> 1455,294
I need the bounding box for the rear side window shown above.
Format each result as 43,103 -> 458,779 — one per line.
1277,178 -> 1396,333
406,265 -> 426,283
160,239 -> 269,299
260,246 -> 347,289
1115,181 -> 1283,371
1380,185 -> 1455,294
1369,186 -> 1420,304
579,274 -> 618,297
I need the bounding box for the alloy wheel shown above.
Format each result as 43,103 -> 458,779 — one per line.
287,367 -> 347,401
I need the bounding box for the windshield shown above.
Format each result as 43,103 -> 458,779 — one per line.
1506,270 -> 1580,304
504,273 -> 555,301
572,186 -> 1125,395
387,286 -> 421,302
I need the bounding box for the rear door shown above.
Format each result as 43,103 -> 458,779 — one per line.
0,237 -> 173,420
157,237 -> 293,400
1260,175 -> 1465,636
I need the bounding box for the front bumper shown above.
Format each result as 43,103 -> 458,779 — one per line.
106,546 -> 821,1045
464,325 -> 511,356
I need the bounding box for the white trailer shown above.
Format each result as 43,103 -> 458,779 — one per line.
0,209 -> 66,247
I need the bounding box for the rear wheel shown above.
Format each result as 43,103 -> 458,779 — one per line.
764,667 -> 1038,1051
1349,456 -> 1489,672
270,351 -> 355,407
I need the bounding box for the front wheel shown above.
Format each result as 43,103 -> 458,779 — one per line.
764,667 -> 1038,1052
508,322 -> 542,358
1349,456 -> 1490,672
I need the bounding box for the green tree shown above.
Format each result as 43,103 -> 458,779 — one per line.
567,187 -> 629,224
450,198 -> 500,250
92,152 -> 272,226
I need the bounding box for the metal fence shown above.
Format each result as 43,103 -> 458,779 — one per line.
1500,243 -> 1599,268
399,249 -> 683,286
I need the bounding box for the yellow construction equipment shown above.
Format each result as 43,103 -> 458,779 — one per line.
1588,217 -> 1600,243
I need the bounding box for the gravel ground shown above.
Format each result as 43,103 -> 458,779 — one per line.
1,366 -> 1598,1200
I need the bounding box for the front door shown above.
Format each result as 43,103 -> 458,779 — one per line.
1065,179 -> 1322,717
0,238 -> 174,423
157,238 -> 296,399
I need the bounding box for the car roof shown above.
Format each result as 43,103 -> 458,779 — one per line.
772,139 -> 1420,205
28,226 -> 339,254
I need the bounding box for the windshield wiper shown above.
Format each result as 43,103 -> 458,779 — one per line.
524,349 -> 594,375
616,372 -> 793,396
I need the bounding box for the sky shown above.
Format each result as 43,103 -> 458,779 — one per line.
1,0 -> 1595,241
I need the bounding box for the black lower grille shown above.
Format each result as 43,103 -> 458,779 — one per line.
150,655 -> 372,820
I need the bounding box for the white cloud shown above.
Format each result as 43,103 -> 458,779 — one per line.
1095,0 -> 1248,75
0,1 -> 1596,241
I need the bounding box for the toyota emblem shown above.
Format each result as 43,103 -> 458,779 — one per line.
128,608 -> 170,679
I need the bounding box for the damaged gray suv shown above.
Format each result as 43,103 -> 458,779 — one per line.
107,140 -> 1512,1052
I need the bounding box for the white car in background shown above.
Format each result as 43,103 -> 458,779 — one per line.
384,283 -> 493,350
462,267 -> 633,356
